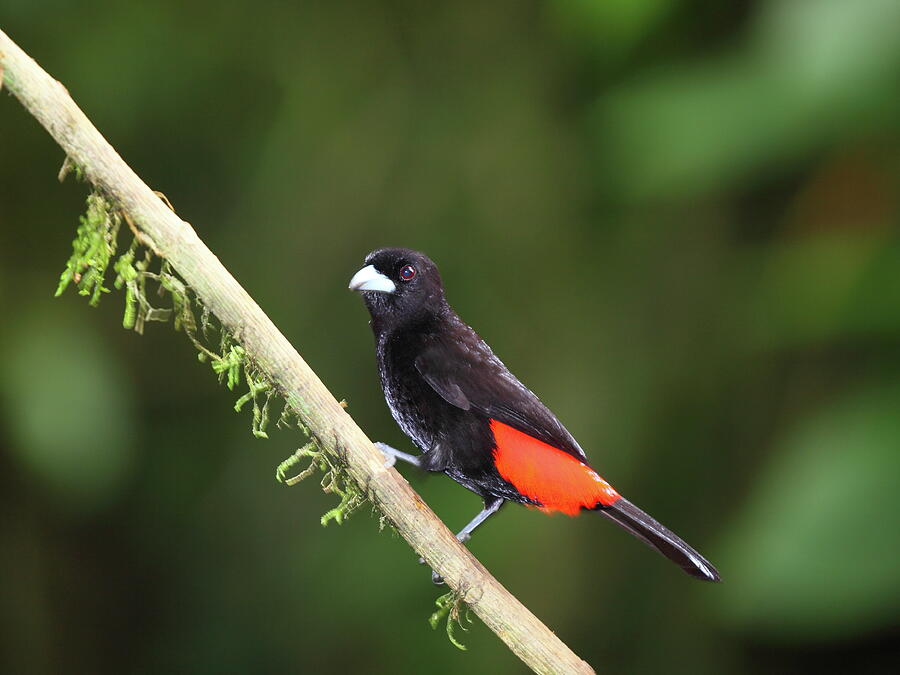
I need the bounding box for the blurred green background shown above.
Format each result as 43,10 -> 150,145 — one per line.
2,0 -> 899,672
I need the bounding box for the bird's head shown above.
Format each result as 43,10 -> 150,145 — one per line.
349,248 -> 446,326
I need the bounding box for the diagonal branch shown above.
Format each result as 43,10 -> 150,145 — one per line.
0,29 -> 594,675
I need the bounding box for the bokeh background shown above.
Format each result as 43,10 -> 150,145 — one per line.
2,1 -> 899,673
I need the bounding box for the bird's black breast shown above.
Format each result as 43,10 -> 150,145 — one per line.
376,327 -> 444,452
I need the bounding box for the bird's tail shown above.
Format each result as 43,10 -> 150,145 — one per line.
597,497 -> 720,582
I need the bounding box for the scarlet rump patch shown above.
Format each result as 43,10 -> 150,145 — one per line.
490,419 -> 620,515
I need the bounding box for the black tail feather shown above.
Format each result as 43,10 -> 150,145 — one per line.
598,497 -> 720,582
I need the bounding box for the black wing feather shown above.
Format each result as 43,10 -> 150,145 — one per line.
414,318 -> 587,462
415,355 -> 472,410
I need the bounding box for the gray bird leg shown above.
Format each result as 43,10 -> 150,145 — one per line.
456,497 -> 505,543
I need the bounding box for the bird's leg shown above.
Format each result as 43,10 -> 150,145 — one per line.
428,498 -> 505,585
456,497 -> 505,543
373,442 -> 421,468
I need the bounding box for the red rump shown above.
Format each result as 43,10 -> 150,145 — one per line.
490,419 -> 620,515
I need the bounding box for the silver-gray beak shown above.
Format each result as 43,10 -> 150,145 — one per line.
348,265 -> 396,293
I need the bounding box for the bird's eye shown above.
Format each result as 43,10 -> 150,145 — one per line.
399,265 -> 416,281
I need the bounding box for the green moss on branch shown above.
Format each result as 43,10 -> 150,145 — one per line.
55,193 -> 120,306
54,189 -> 369,528
430,590 -> 473,651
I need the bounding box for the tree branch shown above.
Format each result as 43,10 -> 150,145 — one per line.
1,29 -> 594,674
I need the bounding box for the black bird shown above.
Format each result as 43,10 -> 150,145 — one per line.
349,248 -> 720,582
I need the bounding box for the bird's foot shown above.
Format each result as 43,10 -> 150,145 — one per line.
373,442 -> 397,468
416,556 -> 446,585
418,531 -> 473,584
373,442 -> 421,469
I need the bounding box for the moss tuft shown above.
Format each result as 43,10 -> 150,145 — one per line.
275,441 -> 367,526
429,590 -> 472,651
55,193 -> 121,306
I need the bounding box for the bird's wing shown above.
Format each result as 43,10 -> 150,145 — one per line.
414,330 -> 587,462
417,366 -> 471,410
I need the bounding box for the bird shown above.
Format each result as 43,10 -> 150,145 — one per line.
349,247 -> 720,583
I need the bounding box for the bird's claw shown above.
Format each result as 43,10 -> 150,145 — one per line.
416,555 -> 444,584
373,442 -> 397,468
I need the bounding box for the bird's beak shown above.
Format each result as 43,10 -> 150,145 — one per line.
348,265 -> 396,294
